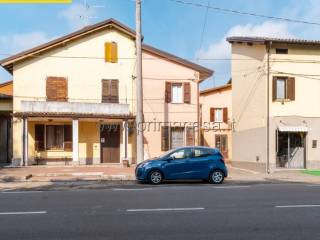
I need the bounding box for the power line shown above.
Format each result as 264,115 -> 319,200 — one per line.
168,0 -> 320,26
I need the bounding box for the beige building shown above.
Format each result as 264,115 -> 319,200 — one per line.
200,82 -> 232,161
228,36 -> 320,172
0,19 -> 212,166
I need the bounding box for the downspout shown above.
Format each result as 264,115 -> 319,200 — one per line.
266,41 -> 272,174
197,81 -> 201,146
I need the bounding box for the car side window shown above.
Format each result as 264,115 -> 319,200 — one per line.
194,148 -> 213,158
170,148 -> 192,160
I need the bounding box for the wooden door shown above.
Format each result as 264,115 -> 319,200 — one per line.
215,134 -> 228,159
100,124 -> 120,163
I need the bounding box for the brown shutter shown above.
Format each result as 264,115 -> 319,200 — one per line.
102,80 -> 110,103
64,125 -> 72,151
223,108 -> 228,123
186,127 -> 195,146
46,77 -> 67,102
287,77 -> 295,101
165,82 -> 172,103
210,108 -> 215,122
161,126 -> 170,151
272,77 -> 277,101
35,124 -> 45,151
110,80 -> 119,103
184,82 -> 191,103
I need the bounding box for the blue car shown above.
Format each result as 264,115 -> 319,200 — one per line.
135,146 -> 228,184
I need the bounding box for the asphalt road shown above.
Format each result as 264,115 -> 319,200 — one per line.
0,183 -> 319,240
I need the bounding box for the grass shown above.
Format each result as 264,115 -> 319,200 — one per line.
302,170 -> 320,176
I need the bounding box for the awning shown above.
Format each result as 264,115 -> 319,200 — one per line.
278,124 -> 308,132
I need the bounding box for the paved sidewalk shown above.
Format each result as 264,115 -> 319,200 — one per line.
0,165 -> 319,191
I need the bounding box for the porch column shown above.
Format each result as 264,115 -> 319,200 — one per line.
22,118 -> 28,166
72,119 -> 79,163
124,120 -> 128,160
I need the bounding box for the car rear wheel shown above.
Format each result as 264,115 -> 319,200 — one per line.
209,169 -> 224,184
148,170 -> 163,184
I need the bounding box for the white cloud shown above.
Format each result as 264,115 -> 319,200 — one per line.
0,31 -> 55,55
59,3 -> 97,30
197,21 -> 295,88
198,21 -> 294,60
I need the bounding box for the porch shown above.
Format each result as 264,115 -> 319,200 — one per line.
14,100 -> 136,166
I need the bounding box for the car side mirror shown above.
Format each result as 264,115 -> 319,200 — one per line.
167,156 -> 174,161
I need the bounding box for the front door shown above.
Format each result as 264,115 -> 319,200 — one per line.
276,131 -> 306,169
215,134 -> 228,159
163,148 -> 193,179
100,124 -> 120,163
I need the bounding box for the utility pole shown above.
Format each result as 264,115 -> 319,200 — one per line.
136,0 -> 144,163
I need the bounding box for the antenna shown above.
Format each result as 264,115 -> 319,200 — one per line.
79,0 -> 105,27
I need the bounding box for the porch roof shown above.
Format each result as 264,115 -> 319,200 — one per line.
13,112 -> 135,119
278,124 -> 308,132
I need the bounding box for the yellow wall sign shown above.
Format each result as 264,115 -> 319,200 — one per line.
0,0 -> 72,3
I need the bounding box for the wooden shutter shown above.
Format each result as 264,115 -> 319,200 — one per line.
102,80 -> 110,103
165,82 -> 172,103
186,127 -> 195,146
64,125 -> 72,151
223,108 -> 228,123
35,124 -> 45,151
287,77 -> 295,101
111,42 -> 118,63
105,42 -> 118,63
161,126 -> 170,151
46,77 -> 67,102
184,82 -> 191,103
110,80 -> 119,103
210,108 -> 215,122
272,77 -> 277,101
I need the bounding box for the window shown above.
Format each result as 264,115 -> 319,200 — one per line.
171,127 -> 184,149
276,78 -> 286,100
102,79 -> 119,103
105,42 -> 118,63
214,109 -> 223,122
210,108 -> 228,123
272,77 -> 295,101
46,125 -> 64,150
172,83 -> 183,103
46,77 -> 68,102
194,148 -> 214,158
170,148 -> 192,159
165,82 -> 191,104
276,48 -> 288,54
35,124 -> 72,151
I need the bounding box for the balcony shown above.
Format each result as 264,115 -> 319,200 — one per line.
19,100 -> 130,117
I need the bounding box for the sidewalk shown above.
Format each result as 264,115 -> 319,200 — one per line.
0,165 -> 319,191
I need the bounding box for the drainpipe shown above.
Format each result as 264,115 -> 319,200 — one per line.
266,41 -> 272,174
197,81 -> 201,146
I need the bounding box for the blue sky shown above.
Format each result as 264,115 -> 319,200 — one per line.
1,0 -> 320,89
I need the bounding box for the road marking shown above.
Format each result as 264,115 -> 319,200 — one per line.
112,188 -> 152,191
306,184 -> 320,187
0,211 -> 47,215
127,207 -> 205,212
213,185 -> 250,189
275,205 -> 320,208
0,191 -> 44,194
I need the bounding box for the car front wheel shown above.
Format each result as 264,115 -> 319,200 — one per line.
148,170 -> 163,184
209,169 -> 224,184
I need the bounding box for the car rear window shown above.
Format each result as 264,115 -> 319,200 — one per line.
194,148 -> 215,158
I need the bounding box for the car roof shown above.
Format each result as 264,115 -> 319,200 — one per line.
175,146 -> 217,151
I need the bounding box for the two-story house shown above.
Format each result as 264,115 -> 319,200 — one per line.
200,81 -> 232,160
228,36 -> 320,172
0,19 -> 213,166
